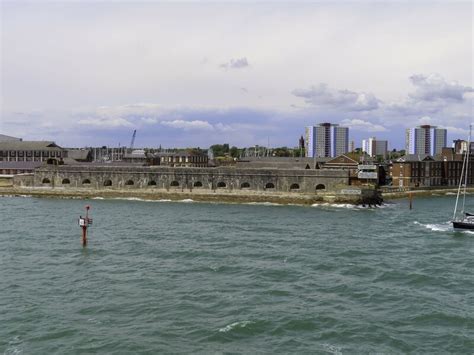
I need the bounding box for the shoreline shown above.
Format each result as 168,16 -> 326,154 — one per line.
381,187 -> 474,200
0,186 -> 338,206
0,185 -> 471,205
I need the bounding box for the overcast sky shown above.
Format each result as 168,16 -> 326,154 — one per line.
1,0 -> 472,149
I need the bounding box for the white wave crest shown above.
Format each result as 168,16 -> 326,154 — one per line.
218,320 -> 253,333
246,202 -> 282,206
312,203 -> 356,209
321,343 -> 343,355
312,203 -> 382,209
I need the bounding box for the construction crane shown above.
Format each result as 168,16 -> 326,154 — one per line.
129,130 -> 137,151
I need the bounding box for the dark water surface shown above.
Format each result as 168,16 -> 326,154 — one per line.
1,196 -> 473,354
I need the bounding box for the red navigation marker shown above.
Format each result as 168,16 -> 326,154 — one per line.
78,205 -> 93,247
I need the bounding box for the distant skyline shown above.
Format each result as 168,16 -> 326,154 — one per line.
1,0 -> 472,149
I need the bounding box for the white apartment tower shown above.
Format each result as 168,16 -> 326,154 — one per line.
305,123 -> 349,158
406,125 -> 447,156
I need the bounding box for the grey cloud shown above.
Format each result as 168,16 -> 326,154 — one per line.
220,57 -> 249,69
387,74 -> 473,117
408,74 -> 473,102
292,83 -> 380,111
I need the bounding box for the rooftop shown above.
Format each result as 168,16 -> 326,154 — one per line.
0,141 -> 63,151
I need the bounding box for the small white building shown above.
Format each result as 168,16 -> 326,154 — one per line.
362,137 -> 388,158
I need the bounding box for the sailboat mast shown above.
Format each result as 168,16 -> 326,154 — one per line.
461,124 -> 472,214
453,126 -> 470,220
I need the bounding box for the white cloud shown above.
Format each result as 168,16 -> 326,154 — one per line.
292,84 -> 380,111
408,73 -> 473,102
78,117 -> 133,128
161,120 -> 214,131
340,118 -> 387,132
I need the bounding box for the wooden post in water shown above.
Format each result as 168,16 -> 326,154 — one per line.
78,205 -> 93,247
409,192 -> 413,210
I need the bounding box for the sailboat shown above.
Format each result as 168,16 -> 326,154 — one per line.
452,125 -> 473,231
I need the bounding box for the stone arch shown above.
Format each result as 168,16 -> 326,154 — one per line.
148,180 -> 157,186
241,182 -> 250,189
217,181 -> 226,188
265,182 -> 275,189
82,179 -> 91,185
170,180 -> 179,187
316,184 -> 326,190
193,181 -> 203,187
125,180 -> 134,186
62,178 -> 70,184
290,183 -> 300,190
104,179 -> 112,187
42,178 -> 51,184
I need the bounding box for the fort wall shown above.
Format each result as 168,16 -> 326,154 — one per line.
30,165 -> 349,193
8,165 -> 382,205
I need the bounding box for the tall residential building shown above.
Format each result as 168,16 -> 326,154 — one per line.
305,123 -> 349,158
406,125 -> 447,156
362,137 -> 388,158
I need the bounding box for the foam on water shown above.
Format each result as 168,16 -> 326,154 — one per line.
218,320 -> 253,333
4,336 -> 23,355
312,203 -> 390,209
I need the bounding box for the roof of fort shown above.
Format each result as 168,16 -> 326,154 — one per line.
0,141 -> 63,151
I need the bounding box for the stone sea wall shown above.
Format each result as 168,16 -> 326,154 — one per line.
9,165 -> 382,205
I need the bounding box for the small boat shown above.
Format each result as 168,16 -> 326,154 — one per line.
452,125 -> 473,231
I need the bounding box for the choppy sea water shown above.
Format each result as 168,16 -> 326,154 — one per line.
1,195 -> 473,354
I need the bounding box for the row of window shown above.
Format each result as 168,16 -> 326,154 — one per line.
0,151 -> 62,157
41,178 -> 327,191
161,156 -> 207,163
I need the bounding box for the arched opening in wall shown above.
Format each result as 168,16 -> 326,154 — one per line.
125,180 -> 134,186
170,180 -> 179,187
82,179 -> 91,185
290,183 -> 300,190
104,179 -> 112,187
241,182 -> 250,189
193,181 -> 203,187
217,181 -> 226,188
42,178 -> 51,184
62,178 -> 70,184
316,184 -> 326,190
148,180 -> 157,186
265,182 -> 275,189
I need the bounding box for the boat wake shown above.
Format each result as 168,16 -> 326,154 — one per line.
413,221 -> 474,234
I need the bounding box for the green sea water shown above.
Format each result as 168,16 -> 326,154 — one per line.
1,195 -> 473,354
